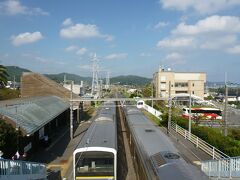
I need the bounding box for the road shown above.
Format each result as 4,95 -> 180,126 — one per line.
214,101 -> 240,126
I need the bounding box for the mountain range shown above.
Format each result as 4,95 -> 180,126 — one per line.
5,66 -> 152,86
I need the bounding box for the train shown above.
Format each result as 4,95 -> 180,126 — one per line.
73,101 -> 117,180
123,106 -> 209,180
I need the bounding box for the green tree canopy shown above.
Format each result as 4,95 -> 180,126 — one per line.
0,65 -> 9,86
0,119 -> 18,158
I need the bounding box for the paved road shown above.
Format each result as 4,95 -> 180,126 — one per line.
213,101 -> 240,126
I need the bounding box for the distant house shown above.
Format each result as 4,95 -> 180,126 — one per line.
127,89 -> 137,93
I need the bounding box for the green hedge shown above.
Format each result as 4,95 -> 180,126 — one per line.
161,113 -> 240,157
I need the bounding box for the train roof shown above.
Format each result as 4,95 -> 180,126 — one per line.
126,107 -> 178,155
76,102 -> 117,150
125,107 -> 208,180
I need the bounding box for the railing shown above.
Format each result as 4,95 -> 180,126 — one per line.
143,104 -> 162,119
0,158 -> 46,179
170,122 -> 229,160
201,156 -> 240,178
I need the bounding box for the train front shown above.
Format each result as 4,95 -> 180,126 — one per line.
74,148 -> 117,180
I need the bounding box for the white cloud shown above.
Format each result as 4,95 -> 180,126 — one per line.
165,52 -> 183,60
154,16 -> 240,56
227,45 -> 240,54
60,22 -> 113,41
78,64 -> 92,70
157,37 -> 193,48
140,53 -> 152,57
62,18 -> 73,26
154,21 -> 169,29
104,35 -> 114,41
0,0 -> 49,16
104,53 -> 128,60
11,31 -> 43,46
164,52 -> 185,65
65,45 -> 78,52
200,35 -> 237,50
76,48 -> 87,55
65,45 -> 88,56
160,0 -> 240,14
173,16 -> 240,35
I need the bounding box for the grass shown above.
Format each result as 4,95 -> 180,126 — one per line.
142,110 -> 161,126
0,88 -> 20,100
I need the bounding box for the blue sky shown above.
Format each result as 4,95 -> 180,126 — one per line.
0,0 -> 240,82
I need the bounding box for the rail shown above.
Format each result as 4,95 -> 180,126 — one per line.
0,158 -> 46,179
201,156 -> 240,178
170,122 -> 229,160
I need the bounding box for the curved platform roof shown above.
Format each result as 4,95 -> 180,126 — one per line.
0,96 -> 69,136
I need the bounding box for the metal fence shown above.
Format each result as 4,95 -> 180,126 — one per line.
170,122 -> 240,178
170,122 -> 229,160
201,156 -> 240,178
0,158 -> 46,177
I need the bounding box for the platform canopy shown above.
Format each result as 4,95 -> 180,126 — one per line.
0,96 -> 70,136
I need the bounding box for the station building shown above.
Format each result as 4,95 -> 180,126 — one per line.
153,68 -> 206,99
0,96 -> 69,156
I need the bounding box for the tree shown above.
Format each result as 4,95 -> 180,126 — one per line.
0,119 -> 18,158
0,65 -> 9,87
142,84 -> 152,97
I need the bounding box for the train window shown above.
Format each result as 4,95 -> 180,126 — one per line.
75,151 -> 114,177
137,100 -> 144,108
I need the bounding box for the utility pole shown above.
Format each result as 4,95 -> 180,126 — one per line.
15,105 -> 19,151
189,91 -> 192,139
167,81 -> 172,134
151,81 -> 154,107
13,75 -> 16,89
224,73 -> 228,136
70,81 -> 74,139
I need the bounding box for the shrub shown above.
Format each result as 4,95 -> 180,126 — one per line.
161,114 -> 240,157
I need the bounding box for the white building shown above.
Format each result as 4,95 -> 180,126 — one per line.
153,68 -> 206,99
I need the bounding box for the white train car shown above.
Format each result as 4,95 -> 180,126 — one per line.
73,102 -> 117,180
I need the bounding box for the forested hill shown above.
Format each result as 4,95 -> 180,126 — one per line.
6,66 -> 31,82
5,66 -> 151,86
111,75 -> 151,86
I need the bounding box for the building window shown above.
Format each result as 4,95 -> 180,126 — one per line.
160,76 -> 166,82
192,91 -> 194,94
192,83 -> 195,87
175,82 -> 188,87
160,84 -> 166,89
175,91 -> 188,94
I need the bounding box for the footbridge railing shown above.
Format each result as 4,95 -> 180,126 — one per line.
201,156 -> 240,178
0,158 -> 46,180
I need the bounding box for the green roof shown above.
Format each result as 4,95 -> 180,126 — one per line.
0,96 -> 69,135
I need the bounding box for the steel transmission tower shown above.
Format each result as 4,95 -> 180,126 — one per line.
91,53 -> 100,98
